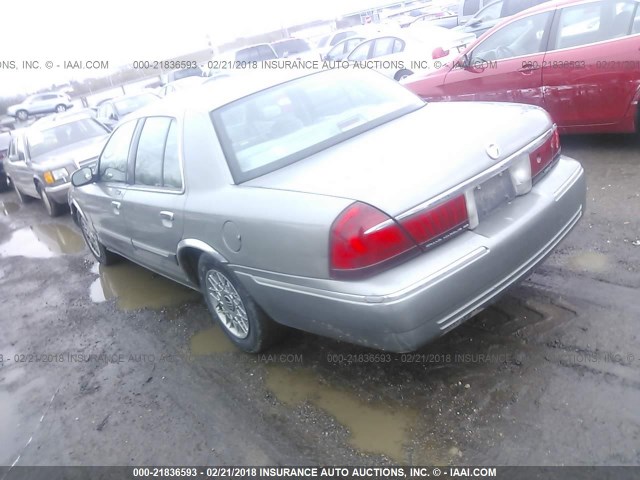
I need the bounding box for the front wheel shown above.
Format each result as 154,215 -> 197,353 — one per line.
55,104 -> 67,113
16,110 -> 28,121
198,256 -> 285,353
78,210 -> 118,265
40,186 -> 65,217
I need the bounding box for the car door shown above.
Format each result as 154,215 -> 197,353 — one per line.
78,120 -> 137,257
439,10 -> 553,104
542,0 -> 640,129
121,116 -> 186,280
6,135 -> 38,196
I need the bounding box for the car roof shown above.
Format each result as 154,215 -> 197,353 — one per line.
31,111 -> 96,129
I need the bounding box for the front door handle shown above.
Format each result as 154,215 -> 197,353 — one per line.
111,200 -> 121,215
518,66 -> 540,74
160,210 -> 174,228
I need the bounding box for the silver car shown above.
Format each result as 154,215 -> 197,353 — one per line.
5,113 -> 110,216
69,69 -> 586,353
7,93 -> 74,121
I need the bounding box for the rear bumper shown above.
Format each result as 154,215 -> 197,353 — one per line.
235,156 -> 586,352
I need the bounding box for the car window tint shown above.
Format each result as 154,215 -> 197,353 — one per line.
134,117 -> 171,187
473,11 -> 550,60
463,0 -> 481,15
473,0 -> 504,23
372,38 -> 396,57
551,0 -> 633,49
393,38 -> 406,53
349,42 -> 371,61
99,121 -> 136,183
333,31 -> 354,45
163,120 -> 182,189
634,3 -> 640,33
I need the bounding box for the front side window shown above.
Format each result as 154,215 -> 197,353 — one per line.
463,0 -> 481,15
469,0 -> 503,24
372,37 -> 397,57
211,70 -> 423,183
98,121 -> 137,183
472,11 -> 551,61
348,41 -> 372,61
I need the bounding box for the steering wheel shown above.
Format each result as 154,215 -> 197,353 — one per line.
496,45 -> 515,59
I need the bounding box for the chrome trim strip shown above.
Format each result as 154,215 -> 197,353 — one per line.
131,239 -> 171,258
176,239 -> 228,264
397,129 -> 553,220
437,206 -> 583,330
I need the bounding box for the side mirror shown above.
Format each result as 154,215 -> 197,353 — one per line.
71,166 -> 95,187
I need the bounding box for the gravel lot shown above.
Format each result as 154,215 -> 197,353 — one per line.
0,133 -> 639,468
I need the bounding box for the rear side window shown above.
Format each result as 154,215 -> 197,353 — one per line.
133,117 -> 182,190
99,121 -> 137,183
372,37 -> 397,57
552,0 -> 637,49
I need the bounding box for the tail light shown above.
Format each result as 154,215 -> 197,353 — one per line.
398,195 -> 469,248
432,47 -> 449,59
530,125 -> 561,179
330,202 -> 418,278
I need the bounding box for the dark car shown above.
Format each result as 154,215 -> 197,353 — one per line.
0,131 -> 12,192
95,92 -> 160,130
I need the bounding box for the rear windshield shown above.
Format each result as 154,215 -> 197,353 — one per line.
272,39 -> 311,56
210,70 -> 423,183
27,118 -> 107,158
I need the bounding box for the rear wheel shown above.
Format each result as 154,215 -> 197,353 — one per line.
39,185 -> 65,217
198,256 -> 285,353
394,69 -> 413,81
0,173 -> 9,193
16,110 -> 28,121
55,104 -> 67,113
78,211 -> 118,265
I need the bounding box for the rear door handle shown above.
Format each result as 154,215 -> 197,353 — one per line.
160,210 -> 174,227
111,200 -> 121,215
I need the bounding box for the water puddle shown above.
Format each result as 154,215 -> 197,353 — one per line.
266,365 -> 418,462
89,262 -> 200,310
190,327 -> 238,354
567,251 -> 610,273
1,201 -> 20,216
0,224 -> 84,258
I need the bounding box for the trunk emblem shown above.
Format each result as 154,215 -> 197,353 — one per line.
486,143 -> 500,160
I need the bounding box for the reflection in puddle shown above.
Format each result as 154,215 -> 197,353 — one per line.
568,251 -> 610,273
266,365 -> 417,462
1,201 -> 19,216
90,262 -> 200,311
0,224 -> 84,258
190,327 -> 238,354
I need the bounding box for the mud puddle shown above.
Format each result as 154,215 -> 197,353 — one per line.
266,365 -> 419,462
190,327 -> 238,354
0,224 -> 84,258
89,262 -> 200,310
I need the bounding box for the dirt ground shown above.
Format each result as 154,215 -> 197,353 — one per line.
0,133 -> 639,468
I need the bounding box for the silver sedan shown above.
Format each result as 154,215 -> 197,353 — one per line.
69,69 -> 586,353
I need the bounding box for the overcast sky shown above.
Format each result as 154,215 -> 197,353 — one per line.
1,0 -> 392,95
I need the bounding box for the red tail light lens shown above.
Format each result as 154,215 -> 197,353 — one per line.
330,202 -> 418,278
432,47 -> 449,59
530,126 -> 561,179
399,195 -> 469,248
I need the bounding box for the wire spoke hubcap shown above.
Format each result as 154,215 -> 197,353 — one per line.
206,270 -> 249,339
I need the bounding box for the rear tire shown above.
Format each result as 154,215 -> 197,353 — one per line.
78,210 -> 118,265
394,69 -> 413,81
198,256 -> 286,353
0,173 -> 9,193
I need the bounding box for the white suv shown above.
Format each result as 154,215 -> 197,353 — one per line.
7,93 -> 74,121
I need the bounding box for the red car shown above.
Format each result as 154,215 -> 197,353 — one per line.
403,0 -> 640,134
